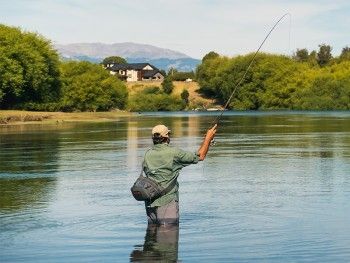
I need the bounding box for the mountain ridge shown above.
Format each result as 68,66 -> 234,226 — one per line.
55,42 -> 192,59
55,42 -> 201,71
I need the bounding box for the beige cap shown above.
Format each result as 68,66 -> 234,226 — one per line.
152,124 -> 171,137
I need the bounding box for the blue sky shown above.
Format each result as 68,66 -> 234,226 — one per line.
1,0 -> 349,58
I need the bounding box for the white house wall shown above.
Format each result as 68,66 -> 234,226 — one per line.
126,69 -> 138,81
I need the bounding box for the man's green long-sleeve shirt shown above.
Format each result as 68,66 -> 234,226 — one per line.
143,143 -> 200,207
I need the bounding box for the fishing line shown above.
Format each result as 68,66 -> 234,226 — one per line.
212,13 -> 292,126
288,14 -> 292,55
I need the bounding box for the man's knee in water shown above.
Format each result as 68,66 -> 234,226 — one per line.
157,218 -> 179,226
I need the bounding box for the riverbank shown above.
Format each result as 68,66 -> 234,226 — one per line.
0,110 -> 134,125
0,81 -> 219,126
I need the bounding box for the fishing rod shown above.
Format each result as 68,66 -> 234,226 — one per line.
212,13 -> 291,126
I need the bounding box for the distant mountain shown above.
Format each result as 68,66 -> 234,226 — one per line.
55,42 -> 201,71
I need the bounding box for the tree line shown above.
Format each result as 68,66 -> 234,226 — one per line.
0,24 -> 127,112
196,45 -> 350,110
1,23 -> 349,112
0,24 -> 193,112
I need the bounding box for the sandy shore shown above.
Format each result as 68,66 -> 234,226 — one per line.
0,110 -> 134,125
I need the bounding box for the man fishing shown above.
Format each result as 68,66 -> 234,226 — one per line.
142,123 -> 217,225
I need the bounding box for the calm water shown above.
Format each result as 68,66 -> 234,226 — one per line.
1,111 -> 350,262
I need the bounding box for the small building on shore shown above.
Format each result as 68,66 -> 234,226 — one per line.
106,63 -> 164,82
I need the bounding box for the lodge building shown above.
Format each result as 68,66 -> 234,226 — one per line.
106,63 -> 164,82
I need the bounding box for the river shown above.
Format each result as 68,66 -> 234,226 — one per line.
1,111 -> 350,262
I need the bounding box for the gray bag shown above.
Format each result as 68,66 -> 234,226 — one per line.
131,163 -> 175,201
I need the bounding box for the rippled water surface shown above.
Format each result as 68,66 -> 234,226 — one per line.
1,112 -> 350,262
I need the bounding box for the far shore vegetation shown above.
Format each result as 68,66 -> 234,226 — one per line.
0,110 -> 133,125
1,23 -> 350,125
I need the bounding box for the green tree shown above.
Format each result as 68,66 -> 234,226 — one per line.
317,44 -> 333,67
0,24 -> 60,109
307,50 -> 318,66
180,89 -> 190,105
60,61 -> 128,111
297,76 -> 350,110
225,54 -> 305,110
161,76 -> 174,94
202,51 -> 220,62
293,48 -> 309,62
197,52 -> 310,110
102,56 -> 127,66
195,46 -> 350,111
340,46 -> 350,61
196,54 -> 230,97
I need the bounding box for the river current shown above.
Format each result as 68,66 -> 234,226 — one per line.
1,111 -> 350,262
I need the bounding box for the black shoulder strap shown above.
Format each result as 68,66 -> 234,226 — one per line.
142,150 -> 177,195
161,179 -> 177,195
139,161 -> 145,177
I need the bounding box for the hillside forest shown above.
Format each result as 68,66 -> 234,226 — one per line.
1,24 -> 350,112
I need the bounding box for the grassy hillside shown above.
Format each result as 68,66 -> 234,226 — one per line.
126,81 -> 217,110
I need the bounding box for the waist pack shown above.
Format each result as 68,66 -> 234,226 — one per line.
131,163 -> 176,201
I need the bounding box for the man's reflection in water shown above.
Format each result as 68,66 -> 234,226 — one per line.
130,224 -> 179,262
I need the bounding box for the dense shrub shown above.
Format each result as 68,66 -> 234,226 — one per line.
161,76 -> 174,94
60,61 -> 128,111
0,24 -> 60,109
128,92 -> 185,112
196,52 -> 350,110
181,89 -> 189,105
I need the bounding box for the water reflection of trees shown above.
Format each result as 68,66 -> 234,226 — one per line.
217,114 -> 350,159
0,127 -> 61,213
0,177 -> 56,213
0,131 -> 60,173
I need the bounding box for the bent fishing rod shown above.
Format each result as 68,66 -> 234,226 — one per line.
212,13 -> 291,126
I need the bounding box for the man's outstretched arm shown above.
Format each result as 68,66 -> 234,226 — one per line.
197,124 -> 217,161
